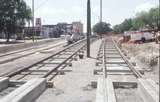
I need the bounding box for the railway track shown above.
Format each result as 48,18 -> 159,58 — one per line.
95,37 -> 159,102
96,37 -> 143,78
0,39 -> 65,64
3,38 -> 96,81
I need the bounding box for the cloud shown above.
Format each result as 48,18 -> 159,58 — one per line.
134,2 -> 155,13
34,6 -> 86,25
92,7 -> 99,13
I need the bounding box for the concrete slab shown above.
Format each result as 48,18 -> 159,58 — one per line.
95,78 -> 107,102
106,63 -> 128,67
106,50 -> 119,53
0,78 -> 25,99
107,58 -> 125,63
0,78 -> 47,102
95,78 -> 116,102
107,66 -> 129,71
106,79 -> 117,102
107,54 -> 121,58
107,75 -> 137,82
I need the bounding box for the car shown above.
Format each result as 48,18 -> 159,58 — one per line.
130,31 -> 154,43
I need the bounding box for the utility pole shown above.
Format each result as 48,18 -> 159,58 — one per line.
159,0 -> 160,31
100,0 -> 103,38
32,0 -> 35,42
158,0 -> 160,85
100,0 -> 102,22
87,0 -> 91,57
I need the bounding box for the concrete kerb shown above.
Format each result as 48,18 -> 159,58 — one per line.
0,78 -> 47,102
95,78 -> 116,102
0,77 -> 9,91
106,79 -> 117,102
95,78 -> 159,102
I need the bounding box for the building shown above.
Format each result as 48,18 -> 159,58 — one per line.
24,18 -> 42,38
41,23 -> 72,38
40,21 -> 83,38
72,22 -> 83,34
35,18 -> 42,36
24,27 -> 41,37
41,25 -> 58,38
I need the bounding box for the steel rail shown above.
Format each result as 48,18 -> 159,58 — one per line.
102,39 -> 107,78
47,57 -> 73,81
97,40 -> 104,60
0,38 -> 62,57
101,39 -> 108,102
0,42 -> 65,64
112,38 -> 143,78
42,43 -> 87,78
5,38 -> 96,80
14,42 -> 86,81
4,39 -> 87,77
95,40 -> 104,67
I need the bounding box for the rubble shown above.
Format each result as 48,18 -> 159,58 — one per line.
121,42 -> 159,83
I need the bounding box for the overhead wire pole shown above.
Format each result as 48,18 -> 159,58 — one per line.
100,0 -> 102,22
32,0 -> 35,42
100,0 -> 103,38
87,0 -> 91,57
158,0 -> 160,87
159,0 -> 160,31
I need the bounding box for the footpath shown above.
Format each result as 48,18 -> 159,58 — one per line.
0,38 -> 62,53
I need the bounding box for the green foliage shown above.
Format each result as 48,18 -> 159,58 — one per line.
113,19 -> 133,33
113,7 -> 159,33
0,0 -> 32,42
93,22 -> 112,34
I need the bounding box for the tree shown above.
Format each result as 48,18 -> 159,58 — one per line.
113,7 -> 159,33
113,19 -> 133,33
113,25 -> 122,33
93,22 -> 112,35
0,0 -> 32,42
132,11 -> 149,30
148,8 -> 159,29
121,19 -> 133,31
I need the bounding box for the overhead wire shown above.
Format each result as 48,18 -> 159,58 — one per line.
35,0 -> 50,11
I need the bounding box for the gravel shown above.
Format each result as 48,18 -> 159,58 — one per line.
121,42 -> 159,83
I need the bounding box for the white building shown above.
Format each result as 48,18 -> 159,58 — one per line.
72,22 -> 83,34
41,22 -> 84,38
41,27 -> 51,38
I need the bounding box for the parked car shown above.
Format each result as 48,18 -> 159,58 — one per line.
65,33 -> 82,45
71,33 -> 80,42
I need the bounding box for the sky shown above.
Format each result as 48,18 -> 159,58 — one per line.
24,0 -> 158,32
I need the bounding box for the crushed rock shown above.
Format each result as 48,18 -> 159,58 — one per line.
121,42 -> 159,83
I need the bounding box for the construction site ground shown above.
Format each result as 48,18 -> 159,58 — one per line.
35,39 -> 102,102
